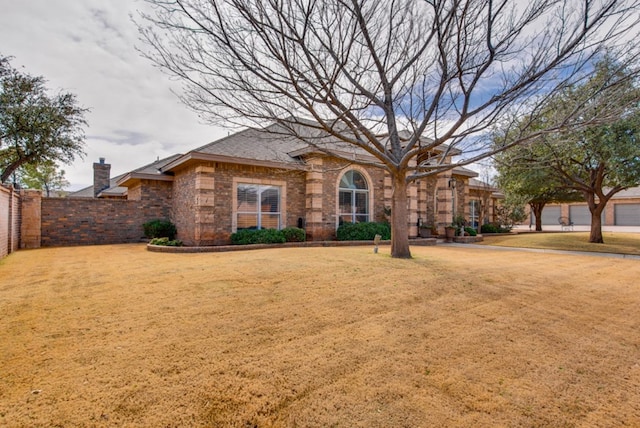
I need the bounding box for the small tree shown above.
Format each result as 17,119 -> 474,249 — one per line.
495,147 -> 584,231
494,58 -> 640,242
0,55 -> 87,183
18,161 -> 69,197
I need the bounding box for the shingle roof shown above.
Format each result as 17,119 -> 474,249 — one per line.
131,154 -> 184,174
70,155 -> 183,198
69,174 -> 127,198
611,186 -> 640,198
192,124 -> 324,165
187,121 -> 455,169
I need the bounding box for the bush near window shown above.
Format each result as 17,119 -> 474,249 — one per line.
480,223 -> 511,234
464,227 -> 478,236
481,223 -> 499,234
281,227 -> 306,242
149,237 -> 183,246
336,222 -> 391,241
143,219 -> 177,240
231,229 -> 287,245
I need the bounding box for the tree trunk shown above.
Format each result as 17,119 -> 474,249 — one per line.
530,202 -> 545,232
585,191 -> 607,244
390,173 -> 411,259
589,209 -> 604,243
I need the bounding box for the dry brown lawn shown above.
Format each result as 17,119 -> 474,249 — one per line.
1,244 -> 639,427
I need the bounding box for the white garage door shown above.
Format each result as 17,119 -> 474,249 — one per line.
569,205 -> 606,225
540,206 -> 561,225
615,204 -> 640,226
569,205 -> 591,225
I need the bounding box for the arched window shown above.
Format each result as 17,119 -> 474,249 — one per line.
339,170 -> 369,223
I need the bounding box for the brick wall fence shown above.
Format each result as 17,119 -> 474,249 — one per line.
4,191 -> 171,250
39,196 -> 170,247
0,186 -> 20,259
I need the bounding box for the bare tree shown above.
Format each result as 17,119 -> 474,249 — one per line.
138,0 -> 639,258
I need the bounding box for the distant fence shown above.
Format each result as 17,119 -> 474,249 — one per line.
0,186 -> 20,259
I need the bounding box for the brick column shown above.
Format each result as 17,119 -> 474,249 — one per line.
407,159 -> 418,237
436,174 -> 454,233
20,189 -> 42,249
194,166 -> 216,245
305,157 -> 324,240
408,182 -> 419,237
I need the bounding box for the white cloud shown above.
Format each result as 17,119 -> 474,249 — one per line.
0,0 -> 226,190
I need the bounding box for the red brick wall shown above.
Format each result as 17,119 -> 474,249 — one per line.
40,197 -> 170,246
20,190 -> 42,249
171,165 -> 198,245
0,187 -> 10,258
0,186 -> 22,258
10,188 -> 20,254
40,181 -> 172,247
171,162 -> 307,246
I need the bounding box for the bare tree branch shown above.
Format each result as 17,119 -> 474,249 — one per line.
136,0 -> 640,257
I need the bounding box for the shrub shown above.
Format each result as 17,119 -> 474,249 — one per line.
281,227 -> 306,242
143,219 -> 177,240
464,227 -> 477,236
230,228 -> 286,245
149,237 -> 183,246
336,222 -> 391,241
481,223 -> 513,234
481,223 -> 499,234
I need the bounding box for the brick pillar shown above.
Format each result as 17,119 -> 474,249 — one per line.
305,157 -> 324,241
407,159 -> 418,238
194,166 -> 216,245
436,174 -> 454,234
93,158 -> 111,197
19,189 -> 42,249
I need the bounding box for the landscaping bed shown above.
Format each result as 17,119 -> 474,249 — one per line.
147,237 -> 437,253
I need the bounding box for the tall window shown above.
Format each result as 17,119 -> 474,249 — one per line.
339,170 -> 369,223
469,200 -> 480,229
236,184 -> 281,229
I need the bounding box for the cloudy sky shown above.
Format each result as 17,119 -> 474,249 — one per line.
0,0 -> 227,190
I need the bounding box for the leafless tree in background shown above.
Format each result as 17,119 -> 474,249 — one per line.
138,0 -> 639,258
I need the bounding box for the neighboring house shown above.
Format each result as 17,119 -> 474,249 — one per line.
529,187 -> 640,228
71,122 -> 502,246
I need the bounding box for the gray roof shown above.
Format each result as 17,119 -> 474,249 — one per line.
193,126 -> 309,165
70,155 -> 182,198
74,120 -> 473,194
611,186 -> 640,198
69,174 -> 127,198
131,153 -> 183,174
188,121 -> 444,166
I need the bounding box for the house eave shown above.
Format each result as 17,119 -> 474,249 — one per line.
288,147 -> 383,165
161,152 -> 308,173
452,167 -> 478,178
117,172 -> 175,187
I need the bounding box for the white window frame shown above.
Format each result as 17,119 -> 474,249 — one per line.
337,169 -> 372,225
232,178 -> 286,232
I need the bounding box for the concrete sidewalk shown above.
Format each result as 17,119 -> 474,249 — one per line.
439,241 -> 640,260
513,225 -> 640,233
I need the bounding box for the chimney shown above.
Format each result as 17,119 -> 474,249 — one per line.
93,158 -> 111,197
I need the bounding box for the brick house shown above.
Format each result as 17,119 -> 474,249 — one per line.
73,122 -> 502,246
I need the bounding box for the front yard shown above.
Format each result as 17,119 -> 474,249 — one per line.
1,244 -> 639,426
